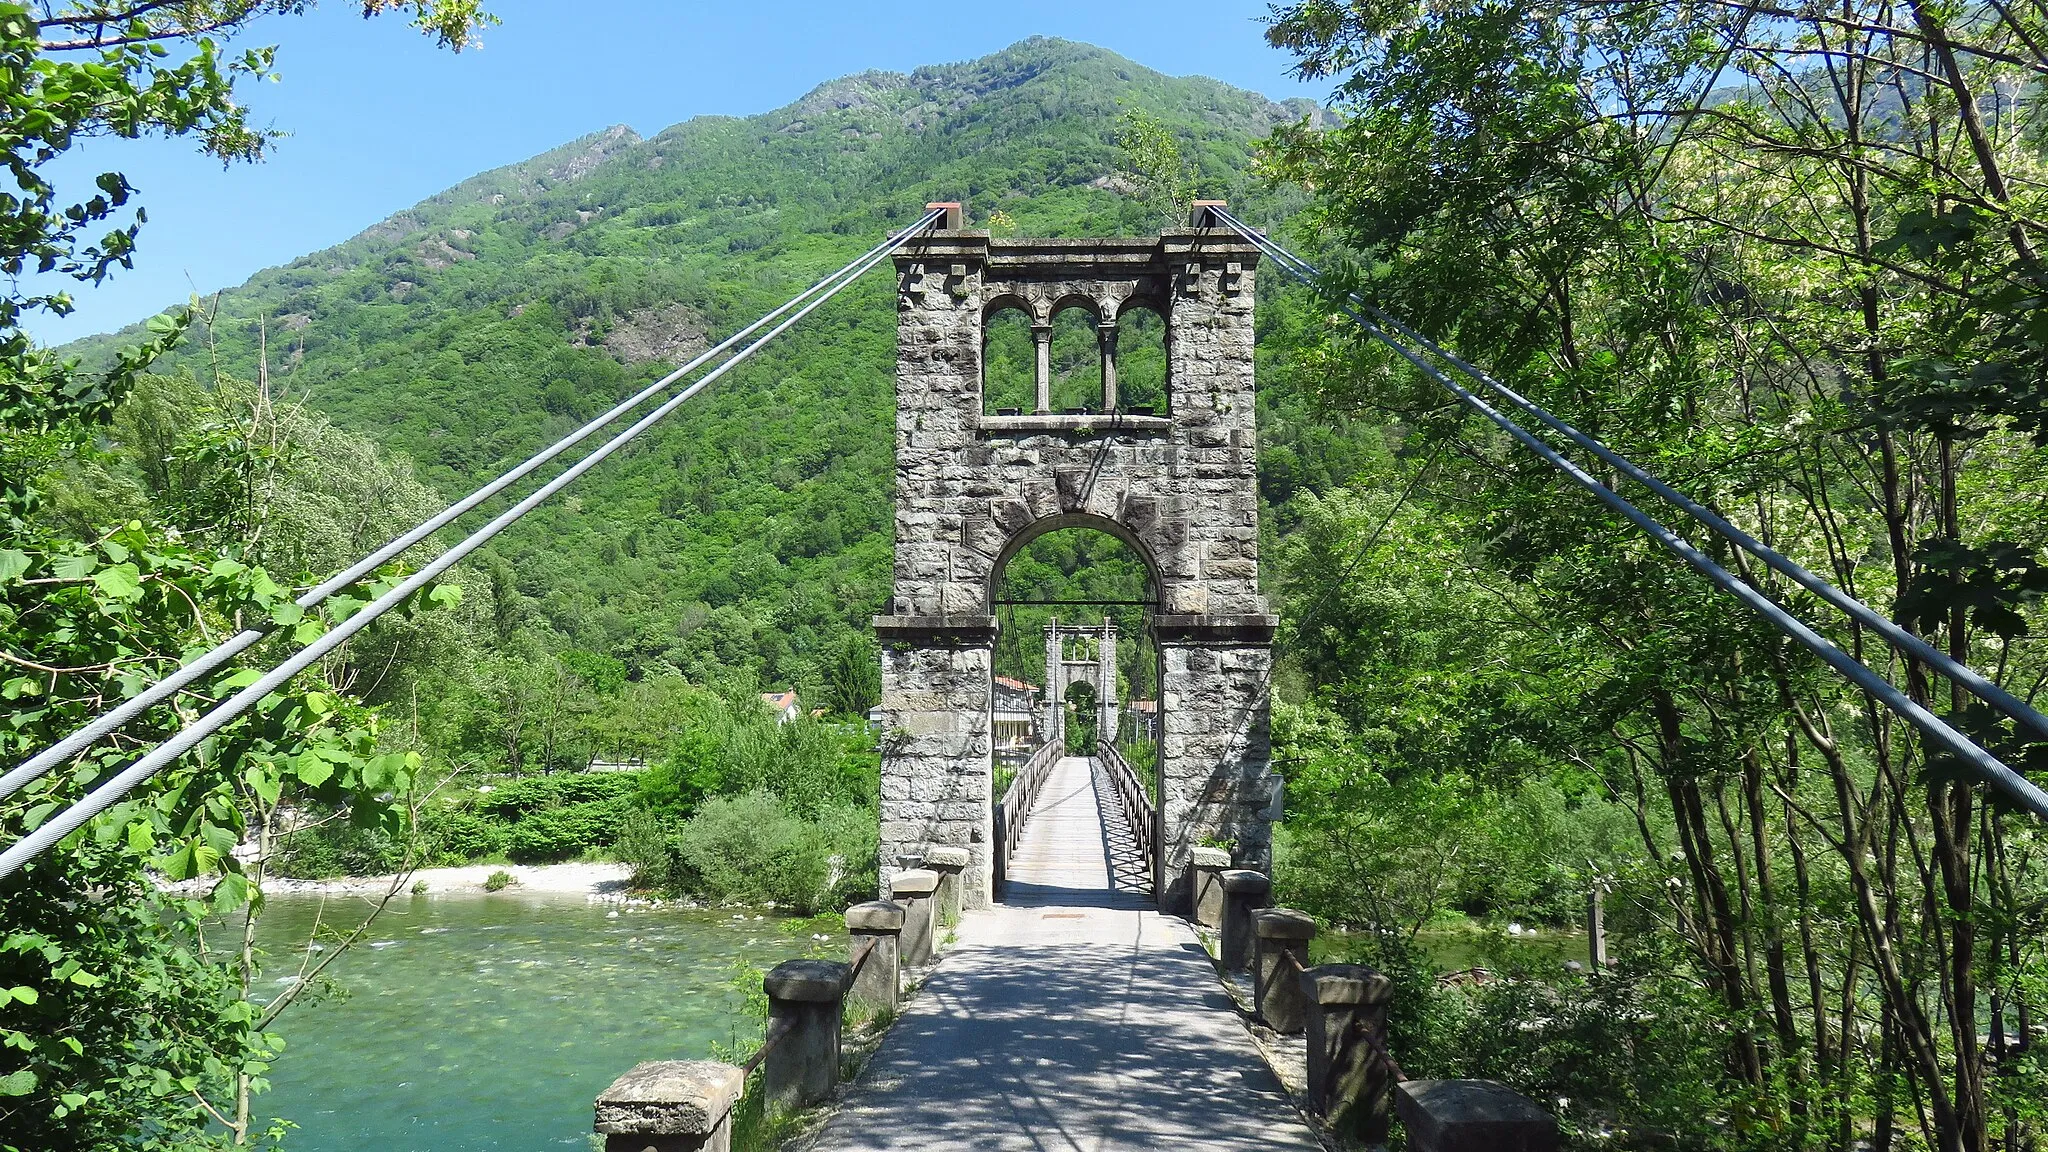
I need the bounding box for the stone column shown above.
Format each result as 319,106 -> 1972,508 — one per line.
1302,964 -> 1395,1141
762,959 -> 848,1115
843,900 -> 904,1012
923,846 -> 969,926
1394,1080 -> 1559,1152
594,1060 -> 744,1152
1189,845 -> 1231,927
1152,623 -> 1275,916
1253,908 -> 1317,1034
890,869 -> 940,966
1150,230 -> 1273,916
1032,323 -> 1052,412
1219,868 -> 1271,971
1098,319 -> 1119,410
874,618 -> 995,910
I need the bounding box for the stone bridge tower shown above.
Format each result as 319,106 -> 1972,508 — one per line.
873,202 -> 1277,914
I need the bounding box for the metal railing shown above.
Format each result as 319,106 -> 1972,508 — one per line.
1097,739 -> 1157,902
992,740 -> 1058,896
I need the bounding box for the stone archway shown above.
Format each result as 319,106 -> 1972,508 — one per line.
873,206 -> 1277,913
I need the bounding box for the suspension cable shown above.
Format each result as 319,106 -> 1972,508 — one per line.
0,212 -> 940,878
1212,205 -> 2048,745
0,210 -> 944,805
1205,208 -> 2048,820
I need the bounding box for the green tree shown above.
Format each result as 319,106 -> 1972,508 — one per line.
1115,108 -> 1195,227
1263,1 -> 2048,1146
822,633 -> 880,719
1,4 -> 489,1148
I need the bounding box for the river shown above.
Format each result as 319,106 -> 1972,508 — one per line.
246,891 -> 813,1152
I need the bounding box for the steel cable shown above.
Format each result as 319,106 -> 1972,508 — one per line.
1205,209 -> 2048,820
1212,206 -> 2048,744
0,210 -> 943,804
0,212 -> 940,877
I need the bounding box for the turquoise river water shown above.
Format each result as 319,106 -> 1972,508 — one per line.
246,892 -> 811,1152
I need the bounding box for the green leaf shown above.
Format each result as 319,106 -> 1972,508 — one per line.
0,549 -> 28,585
49,552 -> 93,580
428,583 -> 463,609
293,750 -> 336,788
269,601 -> 305,626
3,986 -> 36,1005
0,1069 -> 34,1096
90,562 -> 144,602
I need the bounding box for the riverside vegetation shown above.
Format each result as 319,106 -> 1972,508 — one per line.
2,6 -> 2047,1152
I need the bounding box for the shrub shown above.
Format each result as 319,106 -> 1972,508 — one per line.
817,803 -> 879,910
675,791 -> 833,913
503,797 -> 630,862
421,807 -> 506,862
483,869 -> 513,892
271,818 -> 406,878
474,772 -> 636,820
615,808 -> 689,890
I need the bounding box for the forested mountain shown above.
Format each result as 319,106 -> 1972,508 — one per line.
68,38 -> 1331,700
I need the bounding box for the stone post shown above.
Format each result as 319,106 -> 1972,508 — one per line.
594,1060 -> 744,1152
1253,908 -> 1317,1034
1302,964 -> 1395,1141
844,900 -> 904,1012
923,846 -> 970,926
1394,1079 -> 1560,1152
1188,845 -> 1231,927
1218,868 -> 1271,971
761,959 -> 848,1115
1587,888 -> 1608,970
890,869 -> 940,966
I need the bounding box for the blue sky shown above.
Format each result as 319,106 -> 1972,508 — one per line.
24,0 -> 1326,344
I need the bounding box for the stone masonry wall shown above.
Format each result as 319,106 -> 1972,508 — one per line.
877,227 -> 1276,912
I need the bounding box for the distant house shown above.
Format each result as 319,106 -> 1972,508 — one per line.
761,690 -> 801,724
1126,699 -> 1158,741
992,676 -> 1039,751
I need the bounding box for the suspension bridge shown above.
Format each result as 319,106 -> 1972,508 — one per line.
7,199 -> 2047,1150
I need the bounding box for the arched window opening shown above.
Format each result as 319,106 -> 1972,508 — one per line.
1047,305 -> 1100,414
982,305 -> 1035,415
1114,304 -> 1167,415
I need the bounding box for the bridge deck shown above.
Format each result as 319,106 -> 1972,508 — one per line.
812,756 -> 1317,1151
